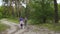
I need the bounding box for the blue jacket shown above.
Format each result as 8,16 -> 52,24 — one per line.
20,18 -> 23,21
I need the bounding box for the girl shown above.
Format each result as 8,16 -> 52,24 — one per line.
20,17 -> 24,29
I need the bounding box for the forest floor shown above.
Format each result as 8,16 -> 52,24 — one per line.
0,19 -> 60,34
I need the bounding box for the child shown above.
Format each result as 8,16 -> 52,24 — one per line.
20,17 -> 24,29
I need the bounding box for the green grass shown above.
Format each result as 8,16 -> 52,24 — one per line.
7,18 -> 19,24
27,19 -> 41,25
36,23 -> 60,31
0,23 -> 9,32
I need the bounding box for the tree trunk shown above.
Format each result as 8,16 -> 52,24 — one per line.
42,16 -> 46,23
54,0 -> 59,23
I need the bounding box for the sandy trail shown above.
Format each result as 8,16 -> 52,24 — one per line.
1,19 -> 60,34
0,19 -> 25,34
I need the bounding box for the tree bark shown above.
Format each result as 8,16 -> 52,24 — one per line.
54,0 -> 59,23
43,17 -> 46,23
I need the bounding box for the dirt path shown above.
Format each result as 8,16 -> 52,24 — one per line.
21,25 -> 60,34
0,19 -> 60,34
0,19 -> 26,34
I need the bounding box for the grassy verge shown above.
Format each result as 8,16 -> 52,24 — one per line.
35,23 -> 60,32
0,23 -> 9,32
7,18 -> 19,24
43,23 -> 60,31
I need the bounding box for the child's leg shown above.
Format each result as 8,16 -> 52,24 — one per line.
20,24 -> 23,29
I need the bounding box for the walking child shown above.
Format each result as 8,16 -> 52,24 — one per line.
20,17 -> 24,29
